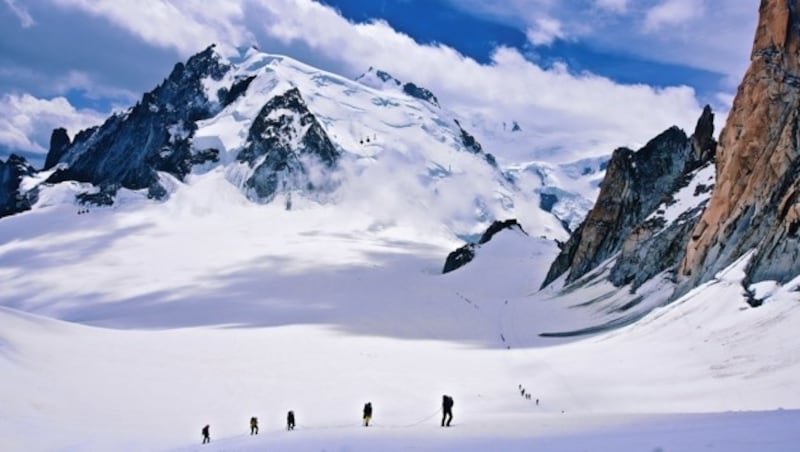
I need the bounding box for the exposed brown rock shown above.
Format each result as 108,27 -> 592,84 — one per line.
679,0 -> 800,288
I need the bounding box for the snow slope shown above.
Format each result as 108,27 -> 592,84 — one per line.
2,172 -> 800,451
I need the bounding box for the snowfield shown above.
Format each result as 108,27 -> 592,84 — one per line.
2,171 -> 800,451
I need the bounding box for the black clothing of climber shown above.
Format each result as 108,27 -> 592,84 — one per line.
363,402 -> 373,426
441,395 -> 454,427
287,410 -> 296,430
250,416 -> 258,435
201,424 -> 210,444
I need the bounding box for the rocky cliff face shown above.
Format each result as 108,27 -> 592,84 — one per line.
237,87 -> 340,202
542,106 -> 717,289
680,0 -> 800,292
44,128 -> 70,171
45,45 -> 234,198
0,154 -> 37,218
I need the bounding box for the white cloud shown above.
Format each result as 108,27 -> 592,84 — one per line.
526,17 -> 565,46
594,0 -> 629,13
644,0 -> 702,31
0,93 -> 105,155
3,0 -> 35,27
439,0 -> 756,88
50,0 -> 253,56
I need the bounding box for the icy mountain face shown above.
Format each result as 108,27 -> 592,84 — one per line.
542,106 -> 717,290
0,154 -> 37,217
506,156 -> 607,232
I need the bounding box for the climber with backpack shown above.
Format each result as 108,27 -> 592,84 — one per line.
441,395 -> 454,427
363,402 -> 373,426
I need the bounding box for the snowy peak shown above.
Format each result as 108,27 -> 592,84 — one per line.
356,67 -> 440,107
44,44 -> 233,197
237,87 -> 340,202
15,43 -> 553,238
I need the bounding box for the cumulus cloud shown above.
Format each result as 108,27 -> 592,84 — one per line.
3,0 -> 35,27
594,0 -> 629,13
526,17 -> 565,46
441,0 -> 756,87
643,0 -> 702,31
50,0 -> 253,56
0,93 -> 105,156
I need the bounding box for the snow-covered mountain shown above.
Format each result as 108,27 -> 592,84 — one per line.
0,44 -> 605,243
2,2 -> 800,449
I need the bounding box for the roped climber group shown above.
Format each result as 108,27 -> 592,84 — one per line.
200,395 -> 455,444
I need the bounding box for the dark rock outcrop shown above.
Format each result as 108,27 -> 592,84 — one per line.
680,0 -> 800,290
44,127 -> 71,171
542,106 -> 717,289
443,219 -> 525,273
238,87 -> 340,202
357,68 -> 439,106
453,119 -> 498,167
45,44 -> 232,198
402,82 -> 439,106
219,75 -> 256,107
76,184 -> 119,207
0,154 -> 37,218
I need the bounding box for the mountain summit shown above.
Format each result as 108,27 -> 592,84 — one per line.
2,45 -> 592,240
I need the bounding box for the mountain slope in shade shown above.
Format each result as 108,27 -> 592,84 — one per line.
541,106 -> 717,290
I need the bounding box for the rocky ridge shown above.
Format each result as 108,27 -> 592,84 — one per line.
680,0 -> 800,293
0,154 -> 37,217
542,106 -> 717,290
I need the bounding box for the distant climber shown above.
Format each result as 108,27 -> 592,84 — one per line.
363,402 -> 373,426
201,424 -> 210,444
441,395 -> 454,427
250,416 -> 258,435
287,410 -> 296,430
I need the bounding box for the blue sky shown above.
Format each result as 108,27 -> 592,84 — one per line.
0,0 -> 758,166
319,0 -> 724,99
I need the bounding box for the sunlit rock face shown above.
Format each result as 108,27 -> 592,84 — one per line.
680,0 -> 800,291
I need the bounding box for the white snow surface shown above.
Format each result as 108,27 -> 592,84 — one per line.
1,170 -> 800,451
